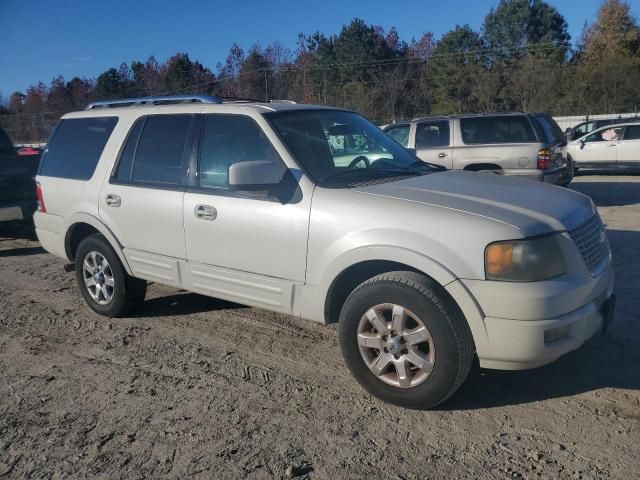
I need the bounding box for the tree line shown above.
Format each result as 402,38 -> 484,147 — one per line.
1,0 -> 639,142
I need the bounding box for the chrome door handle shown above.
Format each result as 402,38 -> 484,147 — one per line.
105,194 -> 121,207
194,204 -> 217,221
607,144 -> 617,147
438,152 -> 448,158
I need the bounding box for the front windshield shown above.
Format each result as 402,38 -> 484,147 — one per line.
267,109 -> 435,186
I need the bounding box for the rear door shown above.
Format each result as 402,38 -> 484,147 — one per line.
617,125 -> 640,165
99,114 -> 195,286
414,120 -> 453,169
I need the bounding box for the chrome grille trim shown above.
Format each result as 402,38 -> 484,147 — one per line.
568,214 -> 610,276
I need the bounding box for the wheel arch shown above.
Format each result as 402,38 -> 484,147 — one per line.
320,246 -> 457,325
64,213 -> 133,275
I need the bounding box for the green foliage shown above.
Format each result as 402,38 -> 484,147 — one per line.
483,0 -> 570,61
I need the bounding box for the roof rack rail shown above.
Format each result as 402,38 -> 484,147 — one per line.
85,94 -> 222,110
269,99 -> 297,104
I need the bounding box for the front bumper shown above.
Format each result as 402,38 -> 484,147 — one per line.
479,291 -> 615,370
458,261 -> 615,370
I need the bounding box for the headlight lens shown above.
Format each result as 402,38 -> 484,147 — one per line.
485,234 -> 566,282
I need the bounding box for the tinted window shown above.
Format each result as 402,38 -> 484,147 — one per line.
199,115 -> 280,188
460,116 -> 537,144
40,117 -> 118,179
113,117 -> 144,182
573,122 -> 592,138
532,113 -> 564,145
624,125 -> 640,140
416,121 -> 450,148
132,115 -> 192,185
385,125 -> 410,147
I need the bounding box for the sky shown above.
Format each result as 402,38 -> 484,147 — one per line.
1,0 -> 638,97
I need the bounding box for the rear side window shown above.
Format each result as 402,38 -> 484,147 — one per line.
40,117 -> 118,179
384,125 -> 410,147
460,116 -> 537,144
199,114 -> 280,189
114,115 -> 192,185
624,125 -> 640,140
532,114 -> 564,145
416,121 -> 450,148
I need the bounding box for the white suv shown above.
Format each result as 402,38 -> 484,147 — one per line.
34,95 -> 615,408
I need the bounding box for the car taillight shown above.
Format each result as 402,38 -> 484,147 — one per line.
35,182 -> 46,213
537,149 -> 551,170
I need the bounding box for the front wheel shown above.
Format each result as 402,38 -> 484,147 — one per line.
339,272 -> 474,409
75,234 -> 147,317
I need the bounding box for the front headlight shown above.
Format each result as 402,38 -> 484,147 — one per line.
485,234 -> 566,282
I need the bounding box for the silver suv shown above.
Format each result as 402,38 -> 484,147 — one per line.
34,96 -> 614,408
383,113 -> 572,185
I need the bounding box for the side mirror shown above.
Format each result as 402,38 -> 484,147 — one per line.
228,160 -> 282,189
579,139 -> 586,149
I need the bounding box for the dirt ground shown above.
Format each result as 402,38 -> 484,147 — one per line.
0,174 -> 639,480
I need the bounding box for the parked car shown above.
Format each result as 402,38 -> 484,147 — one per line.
34,95 -> 615,409
0,125 -> 40,229
565,116 -> 640,141
565,122 -> 640,172
382,112 -> 572,186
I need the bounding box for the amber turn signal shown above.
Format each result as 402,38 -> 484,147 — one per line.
485,243 -> 514,276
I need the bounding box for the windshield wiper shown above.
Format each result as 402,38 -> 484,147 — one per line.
322,168 -> 423,183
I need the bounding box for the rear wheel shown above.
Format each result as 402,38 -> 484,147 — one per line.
75,234 -> 146,317
339,271 -> 474,409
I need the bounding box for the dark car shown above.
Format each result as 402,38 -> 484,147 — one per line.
0,126 -> 40,229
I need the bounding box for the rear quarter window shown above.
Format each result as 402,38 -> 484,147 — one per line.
460,116 -> 537,144
39,117 -> 118,180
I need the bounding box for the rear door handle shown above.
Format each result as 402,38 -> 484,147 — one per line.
194,204 -> 217,221
105,194 -> 121,207
438,152 -> 448,158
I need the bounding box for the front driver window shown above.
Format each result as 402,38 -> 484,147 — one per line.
199,115 -> 281,188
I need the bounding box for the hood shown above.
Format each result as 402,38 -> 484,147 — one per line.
354,170 -> 594,237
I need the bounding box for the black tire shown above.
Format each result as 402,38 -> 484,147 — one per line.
339,271 -> 474,409
75,233 -> 147,317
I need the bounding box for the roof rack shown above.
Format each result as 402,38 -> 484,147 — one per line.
269,99 -> 297,104
85,94 -> 222,110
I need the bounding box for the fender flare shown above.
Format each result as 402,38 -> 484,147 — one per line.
319,245 -> 458,294
64,212 -> 134,276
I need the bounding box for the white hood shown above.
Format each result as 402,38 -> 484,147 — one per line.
354,171 -> 595,237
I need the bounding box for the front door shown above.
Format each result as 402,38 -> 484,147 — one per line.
575,128 -> 618,167
414,120 -> 453,169
183,114 -> 310,313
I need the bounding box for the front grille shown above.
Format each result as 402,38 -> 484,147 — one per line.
568,214 -> 609,275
